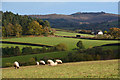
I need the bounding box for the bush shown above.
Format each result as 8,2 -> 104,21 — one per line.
94,34 -> 114,39
22,47 -> 33,54
19,61 -> 29,66
76,41 -> 84,49
55,43 -> 68,51
28,57 -> 36,65
41,46 -> 47,53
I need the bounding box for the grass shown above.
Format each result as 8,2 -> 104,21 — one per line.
55,31 -> 94,37
102,46 -> 119,50
2,37 -> 119,50
2,59 -> 119,78
2,51 -> 69,67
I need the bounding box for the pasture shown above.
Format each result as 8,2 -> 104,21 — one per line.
55,31 -> 94,37
2,59 -> 119,78
2,51 -> 69,67
2,36 -> 119,50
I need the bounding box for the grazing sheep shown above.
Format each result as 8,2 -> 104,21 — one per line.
14,61 -> 20,69
56,59 -> 62,64
40,60 -> 45,65
49,61 -> 58,66
36,61 -> 39,65
47,60 -> 54,65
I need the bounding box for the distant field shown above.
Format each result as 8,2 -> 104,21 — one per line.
55,31 -> 94,37
2,37 -> 119,50
2,59 -> 118,78
2,51 -> 69,67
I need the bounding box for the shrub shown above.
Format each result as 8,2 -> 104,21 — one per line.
55,43 -> 68,51
76,41 -> 85,49
28,57 -> 36,65
84,54 -> 94,61
19,61 -> 29,66
41,46 -> 47,53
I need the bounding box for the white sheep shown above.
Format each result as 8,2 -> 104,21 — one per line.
36,61 -> 39,65
14,61 -> 20,69
49,61 -> 58,66
40,60 -> 45,65
47,60 -> 58,66
56,59 -> 62,64
47,60 -> 54,65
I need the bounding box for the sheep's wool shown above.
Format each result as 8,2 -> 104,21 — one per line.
36,62 -> 39,65
98,31 -> 103,35
40,61 -> 45,65
14,61 -> 19,67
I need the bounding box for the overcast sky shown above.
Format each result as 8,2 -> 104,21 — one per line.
2,2 -> 118,15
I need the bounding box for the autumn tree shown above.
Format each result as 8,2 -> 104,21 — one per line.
5,23 -> 14,37
14,24 -> 22,37
27,21 -> 43,35
109,27 -> 120,39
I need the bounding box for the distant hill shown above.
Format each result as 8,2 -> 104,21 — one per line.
29,12 -> 118,31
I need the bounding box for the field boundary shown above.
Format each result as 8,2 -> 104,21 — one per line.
55,35 -> 120,41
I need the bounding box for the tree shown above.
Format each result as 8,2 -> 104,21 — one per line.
14,46 -> 21,56
55,43 -> 68,51
43,20 -> 51,28
76,41 -> 84,49
104,31 -> 108,34
2,26 -> 6,37
2,11 -> 52,37
14,24 -> 22,37
5,23 -> 14,37
109,27 -> 120,39
27,21 -> 43,35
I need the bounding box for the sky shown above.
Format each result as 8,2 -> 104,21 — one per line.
2,2 -> 118,15
1,0 -> 120,2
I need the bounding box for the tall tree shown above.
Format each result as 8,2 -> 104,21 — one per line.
27,21 -> 42,35
5,23 -> 14,37
14,24 -> 22,37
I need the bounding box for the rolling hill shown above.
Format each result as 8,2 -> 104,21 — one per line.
29,12 -> 118,31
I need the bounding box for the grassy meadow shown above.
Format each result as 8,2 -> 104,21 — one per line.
2,31 -> 119,78
2,51 -> 69,67
2,59 -> 119,78
2,36 -> 119,50
55,31 -> 95,37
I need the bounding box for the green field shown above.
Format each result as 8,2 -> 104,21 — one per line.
2,59 -> 118,78
2,37 -> 119,50
55,31 -> 94,37
2,51 -> 69,67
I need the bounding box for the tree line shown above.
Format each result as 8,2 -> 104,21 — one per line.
2,43 -> 68,57
2,11 -> 55,37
